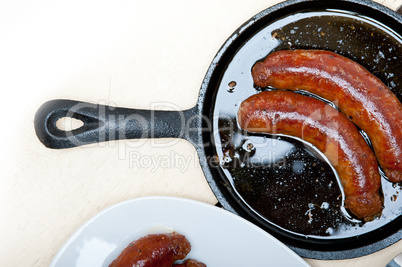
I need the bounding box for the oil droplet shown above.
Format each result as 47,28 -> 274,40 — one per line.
321,202 -> 330,209
326,227 -> 334,235
292,160 -> 305,175
242,140 -> 255,152
228,81 -> 237,92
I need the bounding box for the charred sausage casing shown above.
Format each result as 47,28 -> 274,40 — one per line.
108,232 -> 191,267
173,259 -> 207,267
237,90 -> 383,219
252,49 -> 402,183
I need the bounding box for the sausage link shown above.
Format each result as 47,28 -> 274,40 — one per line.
252,49 -> 402,182
108,232 -> 191,267
237,90 -> 383,219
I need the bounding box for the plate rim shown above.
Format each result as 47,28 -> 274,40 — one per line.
49,195 -> 310,267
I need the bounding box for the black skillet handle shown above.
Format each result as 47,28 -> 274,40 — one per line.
34,99 -> 198,149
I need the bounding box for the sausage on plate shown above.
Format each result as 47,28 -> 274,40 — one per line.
237,90 -> 383,219
108,232 -> 191,267
252,49 -> 402,183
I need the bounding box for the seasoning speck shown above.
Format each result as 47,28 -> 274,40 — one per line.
228,81 -> 237,92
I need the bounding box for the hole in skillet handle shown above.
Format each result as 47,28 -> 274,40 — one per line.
56,117 -> 85,131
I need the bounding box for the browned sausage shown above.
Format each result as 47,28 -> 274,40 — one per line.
252,49 -> 402,183
173,259 -> 207,267
108,232 -> 191,267
237,90 -> 383,219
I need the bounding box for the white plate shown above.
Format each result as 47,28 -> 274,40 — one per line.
50,196 -> 310,267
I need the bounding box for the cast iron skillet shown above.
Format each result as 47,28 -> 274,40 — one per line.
35,0 -> 402,260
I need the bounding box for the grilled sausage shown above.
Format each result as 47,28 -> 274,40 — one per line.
108,232 -> 191,267
237,90 -> 383,219
173,259 -> 207,267
252,49 -> 402,183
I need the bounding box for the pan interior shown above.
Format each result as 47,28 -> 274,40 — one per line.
209,4 -> 402,254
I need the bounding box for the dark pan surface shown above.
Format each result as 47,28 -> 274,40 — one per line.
205,0 -> 402,260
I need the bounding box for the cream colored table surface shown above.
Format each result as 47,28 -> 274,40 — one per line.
1,0 -> 402,266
